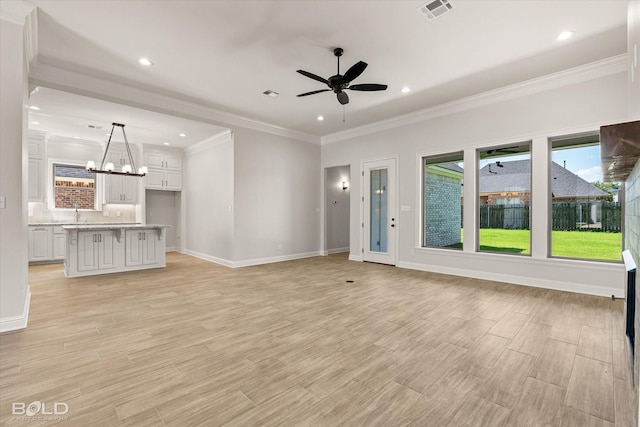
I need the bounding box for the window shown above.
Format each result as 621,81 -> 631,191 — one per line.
422,152 -> 463,250
478,143 -> 531,254
53,164 -> 96,209
550,134 -> 622,261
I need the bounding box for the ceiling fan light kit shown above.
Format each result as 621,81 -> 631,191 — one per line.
296,47 -> 388,106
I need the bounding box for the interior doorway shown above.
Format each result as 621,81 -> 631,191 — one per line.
325,165 -> 351,255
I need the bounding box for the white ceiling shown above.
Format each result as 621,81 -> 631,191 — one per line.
26,0 -> 628,143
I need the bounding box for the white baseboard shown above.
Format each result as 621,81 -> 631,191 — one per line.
397,261 -> 624,298
0,287 -> 31,333
183,249 -> 323,268
165,246 -> 177,252
327,247 -> 350,255
348,254 -> 363,262
182,249 -> 235,267
232,251 -> 323,268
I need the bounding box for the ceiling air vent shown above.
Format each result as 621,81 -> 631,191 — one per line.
262,90 -> 279,98
417,0 -> 454,21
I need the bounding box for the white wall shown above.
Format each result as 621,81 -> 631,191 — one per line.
322,68 -> 629,297
145,190 -> 179,250
325,165 -> 350,253
183,131 -> 235,264
233,126 -> 321,265
0,16 -> 30,332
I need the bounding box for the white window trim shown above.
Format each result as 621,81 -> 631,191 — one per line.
47,158 -> 103,211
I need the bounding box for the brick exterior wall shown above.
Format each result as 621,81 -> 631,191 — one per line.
625,159 -> 640,402
424,171 -> 462,247
55,187 -> 95,209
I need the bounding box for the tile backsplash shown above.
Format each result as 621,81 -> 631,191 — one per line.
28,202 -> 137,224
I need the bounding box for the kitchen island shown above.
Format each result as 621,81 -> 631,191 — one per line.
62,224 -> 168,278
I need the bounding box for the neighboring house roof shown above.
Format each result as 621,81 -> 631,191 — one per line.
425,162 -> 464,178
479,160 -> 609,198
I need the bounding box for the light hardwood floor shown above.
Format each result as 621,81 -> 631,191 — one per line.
1,252 -> 637,426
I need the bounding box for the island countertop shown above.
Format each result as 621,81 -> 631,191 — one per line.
62,224 -> 169,231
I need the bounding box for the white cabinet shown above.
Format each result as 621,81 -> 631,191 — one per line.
104,175 -> 139,204
28,132 -> 45,202
28,158 -> 43,201
143,149 -> 182,191
77,230 -> 116,272
125,229 -> 158,267
28,225 -> 67,263
28,226 -> 52,262
103,144 -> 140,204
64,226 -> 167,277
52,226 -> 66,260
106,145 -> 140,170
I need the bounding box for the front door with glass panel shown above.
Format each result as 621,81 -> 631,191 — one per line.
363,159 -> 397,265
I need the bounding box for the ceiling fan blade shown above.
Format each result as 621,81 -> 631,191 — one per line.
342,61 -> 367,84
297,89 -> 331,97
348,83 -> 388,91
296,70 -> 329,85
337,91 -> 349,105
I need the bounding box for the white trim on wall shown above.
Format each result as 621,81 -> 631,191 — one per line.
29,62 -> 321,145
321,54 -> 627,145
182,249 -> 322,269
0,287 -> 31,333
398,256 -> 624,298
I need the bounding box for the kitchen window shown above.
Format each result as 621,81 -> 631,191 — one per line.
53,163 -> 96,209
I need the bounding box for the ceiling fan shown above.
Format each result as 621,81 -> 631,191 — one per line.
296,47 -> 388,105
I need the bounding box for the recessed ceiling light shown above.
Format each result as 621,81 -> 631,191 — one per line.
556,31 -> 574,41
401,86 -> 411,93
317,115 -> 324,121
31,121 -> 40,125
138,57 -> 153,66
179,133 -> 186,137
73,136 -> 81,139
163,142 -> 170,146
29,105 -> 40,110
263,90 -> 279,98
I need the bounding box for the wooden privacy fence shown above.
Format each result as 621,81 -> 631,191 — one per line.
469,202 -> 621,231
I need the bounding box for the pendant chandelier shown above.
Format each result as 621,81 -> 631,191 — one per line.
86,123 -> 147,177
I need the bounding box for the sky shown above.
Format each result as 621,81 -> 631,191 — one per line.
552,144 -> 602,183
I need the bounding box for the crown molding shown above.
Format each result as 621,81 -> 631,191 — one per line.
0,0 -> 35,25
321,54 -> 628,145
29,60 -> 321,145
184,129 -> 233,156
23,5 -> 37,74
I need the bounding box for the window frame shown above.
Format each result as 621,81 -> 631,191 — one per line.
420,151 -> 465,251
548,132 -> 623,263
476,141 -> 532,256
47,158 -> 102,211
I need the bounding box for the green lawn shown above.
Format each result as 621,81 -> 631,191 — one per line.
450,229 -> 622,261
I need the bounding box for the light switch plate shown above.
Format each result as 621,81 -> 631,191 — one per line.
401,205 -> 411,212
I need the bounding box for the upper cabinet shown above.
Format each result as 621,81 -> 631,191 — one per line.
28,131 -> 46,202
103,143 -> 141,204
143,148 -> 183,191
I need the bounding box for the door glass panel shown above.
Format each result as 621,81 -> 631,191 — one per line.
370,169 -> 388,252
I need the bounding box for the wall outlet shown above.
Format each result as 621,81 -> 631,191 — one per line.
116,211 -> 121,217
